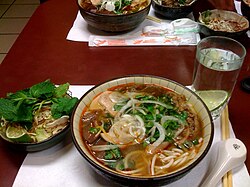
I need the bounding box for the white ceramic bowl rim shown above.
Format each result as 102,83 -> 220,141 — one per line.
71,74 -> 214,180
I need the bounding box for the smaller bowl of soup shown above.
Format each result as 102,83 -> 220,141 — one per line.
77,0 -> 151,32
198,9 -> 249,38
152,0 -> 198,20
71,75 -> 214,186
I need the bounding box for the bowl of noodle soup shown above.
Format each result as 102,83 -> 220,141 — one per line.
77,0 -> 151,32
71,75 -> 213,186
152,0 -> 198,20
198,9 -> 249,38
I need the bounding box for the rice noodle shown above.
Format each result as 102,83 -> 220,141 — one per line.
152,147 -> 198,173
160,155 -> 176,162
151,154 -> 157,175
172,148 -> 184,153
157,158 -> 174,169
173,156 -> 188,167
116,168 -> 144,175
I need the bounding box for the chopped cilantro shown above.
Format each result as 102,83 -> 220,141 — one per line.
104,146 -> 122,160
89,127 -> 100,134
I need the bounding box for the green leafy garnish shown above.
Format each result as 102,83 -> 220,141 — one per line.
29,80 -> 56,99
104,146 -> 122,160
89,127 -> 100,134
54,83 -> 70,98
0,79 -> 78,128
51,97 -> 78,119
201,10 -> 212,25
0,99 -> 17,121
192,138 -> 199,145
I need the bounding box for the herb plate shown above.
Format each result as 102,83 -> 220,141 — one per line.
0,80 -> 78,152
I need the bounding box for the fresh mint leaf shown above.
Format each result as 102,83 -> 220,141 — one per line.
15,103 -> 33,123
7,89 -> 37,105
7,89 -> 29,100
0,98 -> 17,121
54,83 -> 70,98
51,97 -> 78,119
29,80 -> 55,99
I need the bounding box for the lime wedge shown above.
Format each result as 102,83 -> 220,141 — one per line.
6,125 -> 33,143
35,128 -> 51,142
195,90 -> 228,111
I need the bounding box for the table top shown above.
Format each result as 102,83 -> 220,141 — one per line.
0,0 -> 249,186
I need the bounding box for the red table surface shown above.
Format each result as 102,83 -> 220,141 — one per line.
0,0 -> 249,186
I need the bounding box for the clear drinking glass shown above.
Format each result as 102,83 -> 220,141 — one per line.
191,36 -> 246,120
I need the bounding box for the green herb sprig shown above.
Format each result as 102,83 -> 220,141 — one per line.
0,80 -> 78,127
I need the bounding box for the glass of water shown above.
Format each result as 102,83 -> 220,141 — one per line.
191,36 -> 246,120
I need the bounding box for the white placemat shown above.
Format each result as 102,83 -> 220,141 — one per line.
66,1 -> 250,45
13,85 -> 250,187
66,9 -> 200,46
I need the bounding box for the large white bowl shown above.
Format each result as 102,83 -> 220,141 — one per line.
71,75 -> 214,186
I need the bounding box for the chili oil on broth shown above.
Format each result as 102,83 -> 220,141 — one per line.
79,83 -> 204,177
79,0 -> 149,15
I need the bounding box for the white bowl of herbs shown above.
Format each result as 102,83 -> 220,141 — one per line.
0,80 -> 78,152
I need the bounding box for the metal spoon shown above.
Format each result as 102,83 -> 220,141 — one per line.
200,138 -> 247,187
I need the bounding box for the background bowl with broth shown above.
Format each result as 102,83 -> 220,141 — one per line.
71,75 -> 214,186
77,0 -> 151,32
198,9 -> 249,38
152,0 -> 198,20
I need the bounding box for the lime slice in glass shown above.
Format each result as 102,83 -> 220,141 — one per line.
6,125 -> 33,143
195,90 -> 228,111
